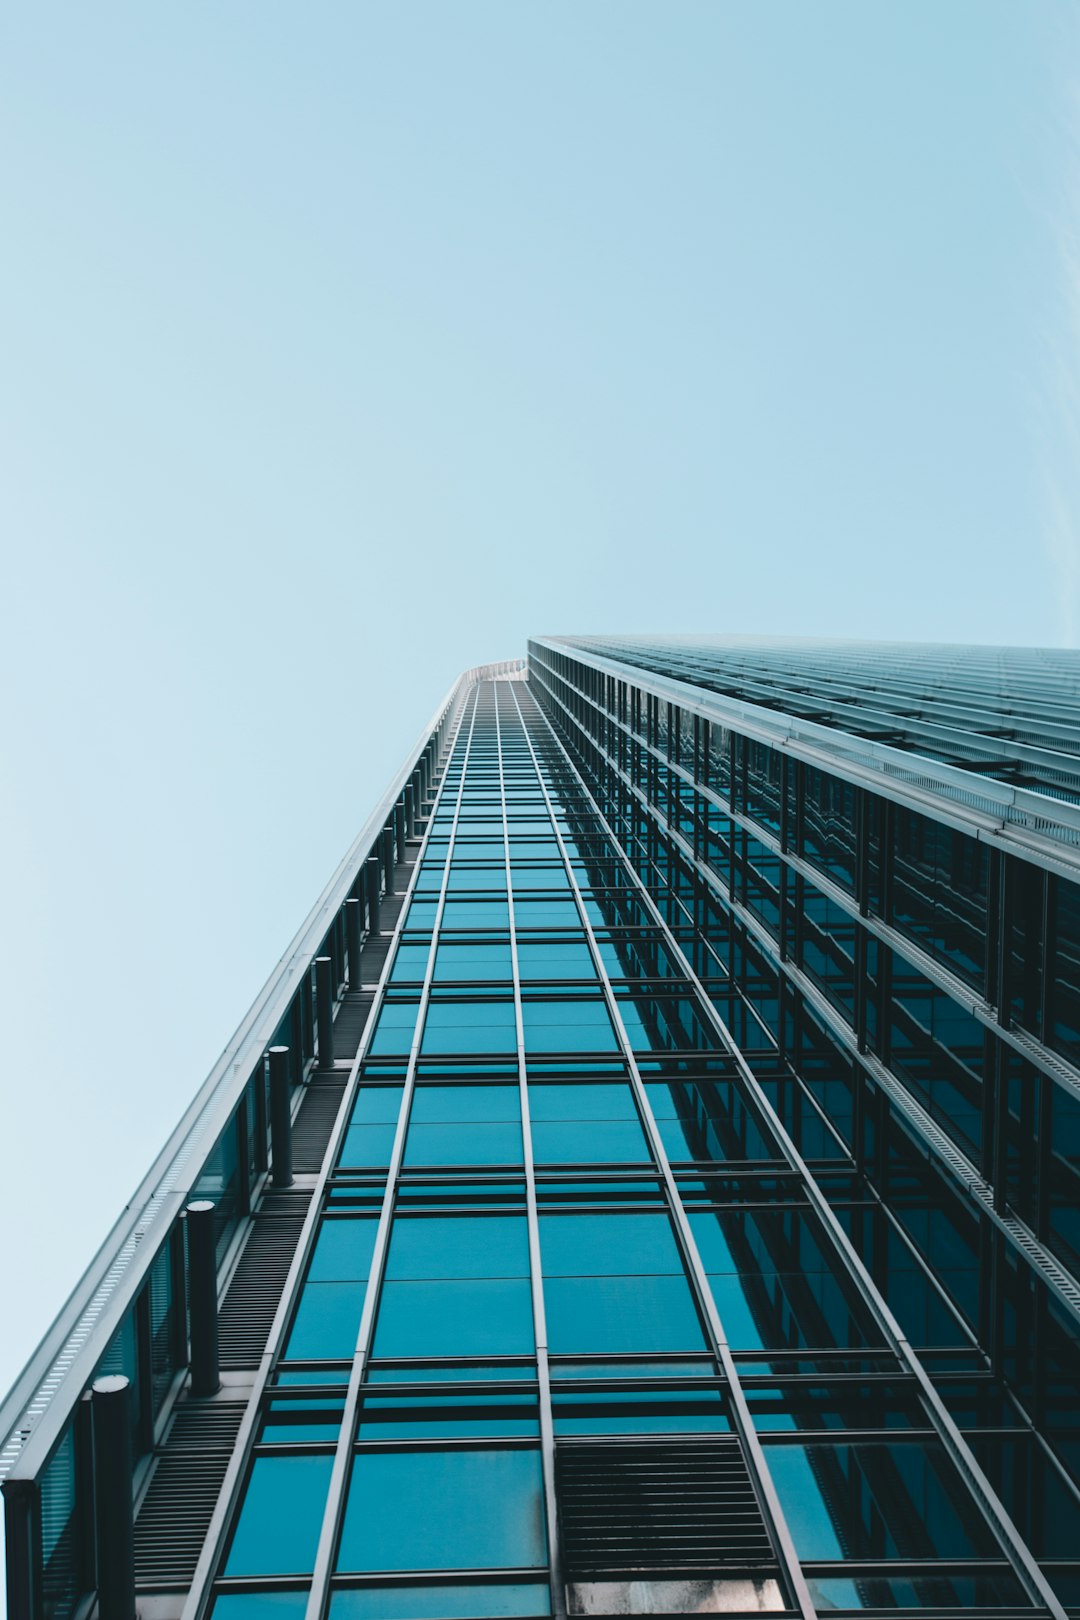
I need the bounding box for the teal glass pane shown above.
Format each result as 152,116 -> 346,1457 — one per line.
521,1001 -> 618,1054
370,1004 -> 419,1056
374,1279 -> 534,1356
350,1088 -> 405,1125
385,1216 -> 529,1279
405,1123 -> 524,1165
286,1281 -> 366,1359
225,1454 -> 333,1575
689,1210 -> 881,1352
530,1121 -> 649,1163
516,940 -> 596,980
308,1220 -> 378,1281
442,901 -> 510,929
543,1275 -> 706,1354
403,903 -> 440,930
434,943 -> 513,981
390,944 -> 431,982
337,1449 -> 546,1572
765,1440 -> 1000,1561
538,1213 -> 684,1275
412,1086 -> 521,1122
330,1584 -> 551,1619
447,865 -> 507,892
422,1001 -> 517,1054
213,1596 -> 309,1620
514,901 -> 580,928
528,1084 -> 638,1121
339,1124 -> 397,1169
510,866 -> 573,892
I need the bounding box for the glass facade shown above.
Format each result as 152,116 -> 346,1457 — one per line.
3,645 -> 1079,1620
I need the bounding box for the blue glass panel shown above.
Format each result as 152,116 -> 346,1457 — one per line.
286,1281 -> 366,1359
337,1449 -> 546,1571
370,1004 -> 419,1056
544,1275 -> 706,1354
442,901 -> 511,929
225,1454 -> 333,1575
528,1085 -> 638,1121
766,1440 -> 999,1560
308,1220 -> 378,1281
434,944 -> 513,981
405,1123 -> 524,1165
350,1088 -> 405,1126
422,1001 -> 517,1054
213,1596 -> 309,1620
386,1216 -> 530,1279
330,1584 -> 551,1619
403,903 -> 440,930
531,1122 -> 649,1163
339,1124 -> 397,1168
538,1213 -> 683,1275
412,1086 -> 521,1122
510,866 -> 573,892
521,1001 -> 618,1054
516,941 -> 596,979
447,865 -> 508,892
514,901 -> 581,928
390,944 -> 431,982
374,1279 -> 535,1355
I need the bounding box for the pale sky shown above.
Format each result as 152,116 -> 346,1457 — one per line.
0,0 -> 1076,1463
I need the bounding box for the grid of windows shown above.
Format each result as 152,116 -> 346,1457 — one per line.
201,674 -> 1071,1620
527,638 -> 1080,1615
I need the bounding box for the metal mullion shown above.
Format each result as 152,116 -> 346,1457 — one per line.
507,683 -> 818,1620
303,686 -> 483,1620
524,682 -> 1068,1620
181,693 -> 477,1620
492,683 -> 565,1618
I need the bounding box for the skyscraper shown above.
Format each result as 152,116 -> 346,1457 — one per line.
3,638 -> 1079,1620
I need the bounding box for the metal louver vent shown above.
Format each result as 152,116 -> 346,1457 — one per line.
133,1399 -> 245,1590
330,994 -> 374,1063
556,1438 -> 776,1578
217,1192 -> 310,1370
292,1076 -> 349,1172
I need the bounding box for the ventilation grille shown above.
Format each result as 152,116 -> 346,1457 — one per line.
331,994 -> 374,1062
217,1193 -> 310,1370
292,1077 -> 349,1173
556,1438 -> 775,1578
134,1399 -> 245,1590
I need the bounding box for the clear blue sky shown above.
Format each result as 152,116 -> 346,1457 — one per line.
0,0 -> 1075,1428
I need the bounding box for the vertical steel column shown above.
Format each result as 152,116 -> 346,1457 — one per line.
345,897 -> 363,989
268,1045 -> 293,1188
315,956 -> 335,1070
394,797 -> 406,863
365,855 -> 381,934
1,1479 -> 40,1620
91,1376 -> 135,1620
253,1057 -> 269,1174
186,1201 -> 220,1397
169,1219 -> 189,1371
381,825 -> 396,895
403,781 -> 415,840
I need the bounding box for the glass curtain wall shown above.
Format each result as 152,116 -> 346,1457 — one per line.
527,640 -> 1080,1615
201,677 -> 1069,1620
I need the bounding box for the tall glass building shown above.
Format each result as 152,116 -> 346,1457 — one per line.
3,638 -> 1080,1620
